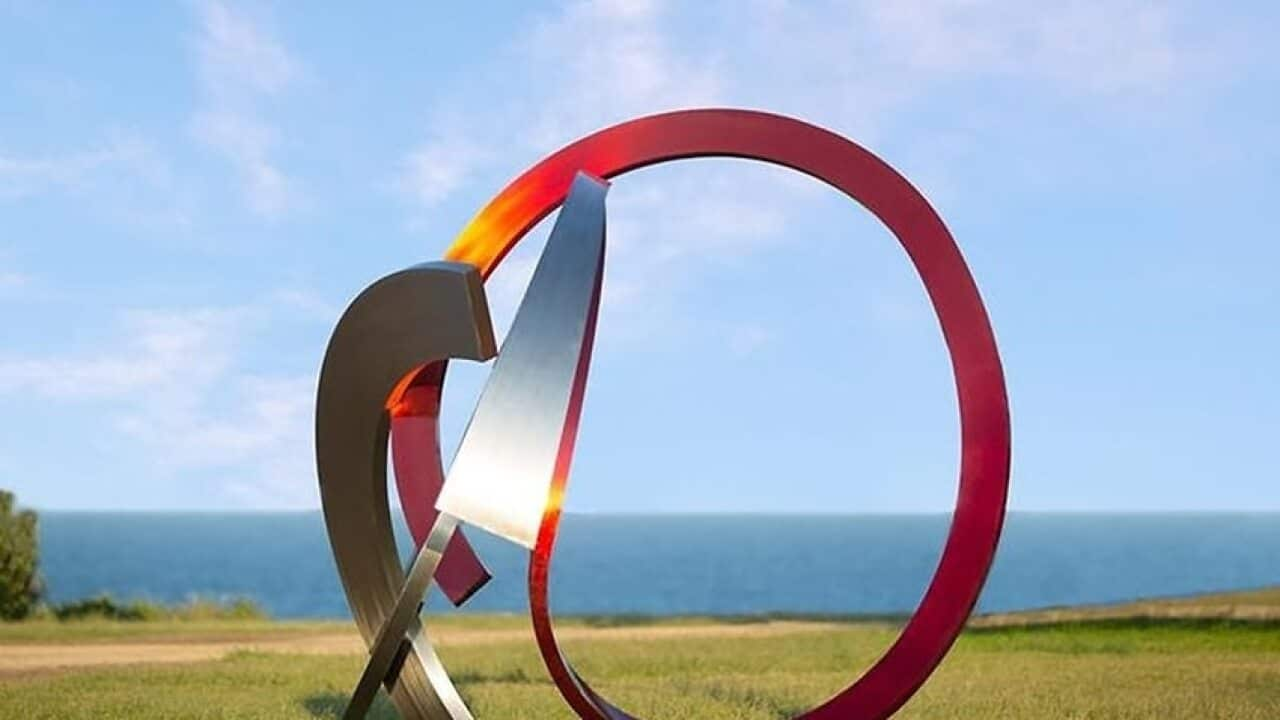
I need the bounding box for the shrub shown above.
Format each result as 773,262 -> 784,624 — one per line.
0,490 -> 42,620
52,595 -> 267,622
53,595 -> 147,621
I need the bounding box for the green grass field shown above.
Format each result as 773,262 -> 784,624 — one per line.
1,590 -> 1277,719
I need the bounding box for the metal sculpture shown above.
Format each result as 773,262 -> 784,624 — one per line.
317,109 -> 1011,720
318,173 -> 608,720
315,261 -> 494,719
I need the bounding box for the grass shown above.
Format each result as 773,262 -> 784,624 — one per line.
0,590 -> 1277,718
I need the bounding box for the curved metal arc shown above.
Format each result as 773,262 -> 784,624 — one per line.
315,262 -> 494,720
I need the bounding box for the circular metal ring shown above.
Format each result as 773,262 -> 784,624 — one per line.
424,108 -> 1010,720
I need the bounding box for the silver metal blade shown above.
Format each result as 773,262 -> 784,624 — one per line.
343,173 -> 609,718
436,171 -> 608,549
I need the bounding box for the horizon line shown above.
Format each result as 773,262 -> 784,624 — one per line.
30,507 -> 1280,516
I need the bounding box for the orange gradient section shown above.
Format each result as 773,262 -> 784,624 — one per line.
385,363 -> 429,416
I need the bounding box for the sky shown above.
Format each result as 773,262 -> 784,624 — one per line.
0,1 -> 1276,513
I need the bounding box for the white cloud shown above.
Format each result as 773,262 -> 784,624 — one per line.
0,133 -> 195,232
862,0 -> 1179,97
395,0 -> 1232,337
0,307 -> 239,399
0,135 -> 169,200
268,287 -> 340,323
196,0 -> 296,98
1,2 -> 304,225
605,165 -> 792,264
191,110 -> 295,217
399,0 -> 721,211
191,0 -> 300,217
399,130 -> 491,209
397,0 -> 792,325
0,147 -> 115,200
727,0 -> 1194,150
519,0 -> 722,149
0,297 -> 323,508
116,373 -> 317,508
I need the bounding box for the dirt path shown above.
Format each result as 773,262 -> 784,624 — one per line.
0,621 -> 840,678
0,633 -> 362,677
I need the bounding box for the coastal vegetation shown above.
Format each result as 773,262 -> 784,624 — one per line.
45,594 -> 266,622
0,490 -> 41,620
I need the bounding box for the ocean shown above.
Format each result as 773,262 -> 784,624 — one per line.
37,512 -> 1280,619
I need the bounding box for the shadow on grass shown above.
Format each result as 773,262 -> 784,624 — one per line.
301,668 -> 538,718
302,691 -> 398,719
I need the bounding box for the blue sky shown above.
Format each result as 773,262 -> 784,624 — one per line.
0,1 -> 1276,512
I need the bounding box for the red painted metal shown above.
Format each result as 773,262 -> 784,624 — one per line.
403,108 -> 1010,719
389,373 -> 491,606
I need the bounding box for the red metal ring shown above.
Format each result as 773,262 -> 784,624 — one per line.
439,108 -> 1011,720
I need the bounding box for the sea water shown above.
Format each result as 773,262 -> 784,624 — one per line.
37,512 -> 1280,619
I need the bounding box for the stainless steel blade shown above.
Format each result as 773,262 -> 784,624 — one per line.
343,171 -> 608,719
436,171 -> 609,549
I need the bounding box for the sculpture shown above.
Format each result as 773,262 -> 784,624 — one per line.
316,109 -> 1010,720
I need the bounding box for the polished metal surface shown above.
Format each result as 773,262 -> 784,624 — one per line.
437,172 -> 610,549
315,262 -> 495,720
343,512 -> 465,720
332,171 -> 609,719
